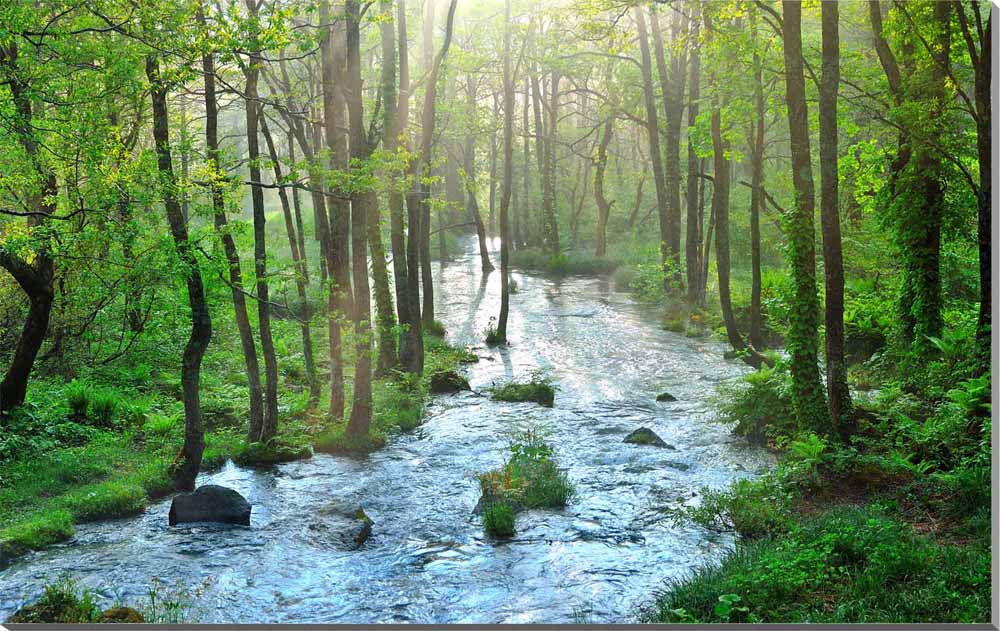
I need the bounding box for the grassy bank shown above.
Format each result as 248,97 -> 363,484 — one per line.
646,342 -> 991,623
0,330 -> 468,565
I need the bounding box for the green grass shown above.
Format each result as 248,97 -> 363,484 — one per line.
7,577 -> 103,623
233,440 -> 313,467
481,502 -> 516,538
511,248 -> 618,276
0,511 -> 75,561
651,505 -> 990,623
477,430 -> 574,517
489,373 -> 557,407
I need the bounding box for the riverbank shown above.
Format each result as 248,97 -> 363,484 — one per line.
0,330 -> 469,567
646,352 -> 991,623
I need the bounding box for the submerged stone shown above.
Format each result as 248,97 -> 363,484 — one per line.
429,370 -> 471,394
309,503 -> 374,550
168,484 -> 251,526
623,428 -> 675,449
656,392 -> 677,402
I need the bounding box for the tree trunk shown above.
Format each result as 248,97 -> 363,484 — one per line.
749,14 -> 765,352
497,0 -> 514,343
199,12 -> 265,435
489,91 -> 500,236
685,18 -> 702,304
146,55 -> 210,491
634,6 -> 671,291
319,0 -> 348,419
594,116 -> 613,258
819,0 -> 852,437
345,0 -> 374,437
466,75 -> 495,273
260,113 -> 320,406
242,24 -> 280,443
781,0 -> 830,431
542,71 -> 561,254
650,6 -> 685,289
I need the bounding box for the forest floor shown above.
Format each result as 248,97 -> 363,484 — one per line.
0,326 -> 470,568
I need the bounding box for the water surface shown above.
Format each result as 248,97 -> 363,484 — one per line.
0,236 -> 770,623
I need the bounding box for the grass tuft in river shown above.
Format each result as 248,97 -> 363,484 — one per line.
489,372 -> 557,407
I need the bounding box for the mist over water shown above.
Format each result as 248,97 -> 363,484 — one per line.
0,236 -> 771,624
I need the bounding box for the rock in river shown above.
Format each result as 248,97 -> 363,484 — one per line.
429,370 -> 471,394
623,427 -> 675,449
656,392 -> 677,402
168,484 -> 251,526
308,503 -> 374,550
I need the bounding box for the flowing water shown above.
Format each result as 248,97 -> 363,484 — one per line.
0,236 -> 771,624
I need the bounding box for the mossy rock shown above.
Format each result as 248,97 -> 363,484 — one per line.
623,427 -> 675,449
429,370 -> 470,394
99,607 -> 145,623
489,381 -> 556,407
9,584 -> 100,623
656,392 -> 678,402
234,441 -> 313,467
309,503 -> 374,549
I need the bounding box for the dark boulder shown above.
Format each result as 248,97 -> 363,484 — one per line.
168,485 -> 251,526
308,503 -> 373,550
623,427 -> 675,449
429,370 -> 471,394
656,392 -> 677,402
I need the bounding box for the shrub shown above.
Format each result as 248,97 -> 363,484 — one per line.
713,360 -> 795,443
89,391 -> 119,425
234,441 -> 312,467
8,577 -> 101,624
478,430 -> 574,510
423,320 -> 446,337
679,476 -> 794,541
65,380 -> 91,419
314,425 -> 387,456
481,502 -> 516,538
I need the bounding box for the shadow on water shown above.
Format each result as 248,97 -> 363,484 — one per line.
0,235 -> 772,624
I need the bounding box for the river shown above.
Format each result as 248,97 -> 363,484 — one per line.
0,236 -> 770,623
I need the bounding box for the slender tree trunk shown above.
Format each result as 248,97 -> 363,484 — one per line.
319,0 -> 347,418
543,71 -> 561,254
466,75 -> 495,273
594,116 -> 613,258
489,91 -> 500,236
521,80 -> 531,249
242,25 -> 280,443
650,6 -> 685,290
497,0 -> 513,343
260,113 -> 320,406
685,19 -> 702,304
146,55 -> 210,491
819,0 -> 852,436
199,12 -> 265,435
749,16 -> 765,352
781,0 -> 830,431
711,109 -> 743,353
634,6 -> 671,291
345,0 -> 374,436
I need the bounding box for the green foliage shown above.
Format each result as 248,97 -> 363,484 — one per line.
678,476 -> 794,541
8,577 -> 102,624
481,502 -> 516,538
0,511 -> 75,560
511,248 -> 618,276
423,319 -> 446,337
489,373 -> 557,407
478,430 -> 574,511
233,440 -> 313,467
652,506 -> 990,623
713,359 -> 795,443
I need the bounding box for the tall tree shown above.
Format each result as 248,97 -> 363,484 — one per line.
242,0 -> 280,442
634,6 -> 671,291
465,74 -> 495,273
684,17 -> 702,305
781,0 -> 830,431
344,0 -> 374,437
198,8 -> 265,436
146,55 -> 211,490
0,42 -> 56,415
495,0 -> 514,344
819,0 -> 852,436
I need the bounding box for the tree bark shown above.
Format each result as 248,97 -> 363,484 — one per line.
465,75 -> 495,273
749,14 -> 765,352
782,0 -> 831,431
0,43 -> 56,416
146,55 -> 211,491
685,18 -> 702,305
819,0 -> 852,436
242,11 -> 280,442
594,115 -> 613,258
634,6 -> 671,292
496,0 -> 514,343
198,11 -> 265,436
345,0 -> 374,436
